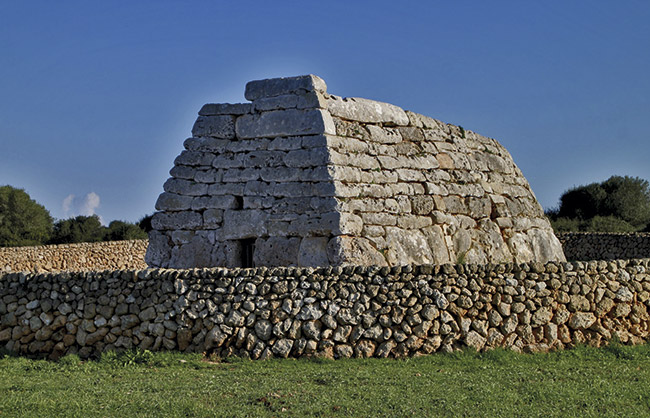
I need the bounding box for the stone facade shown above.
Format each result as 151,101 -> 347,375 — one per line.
559,232 -> 650,261
1,259 -> 649,359
0,240 -> 148,273
147,75 -> 565,268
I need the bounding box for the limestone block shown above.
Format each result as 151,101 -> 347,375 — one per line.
336,212 -> 363,236
422,225 -> 452,264
194,170 -> 221,183
169,234 -> 214,268
398,127 -> 425,142
169,165 -> 196,180
260,167 -> 303,182
244,75 -> 327,101
366,125 -> 403,144
151,211 -> 203,231
385,227 -> 434,265
474,219 -> 514,263
145,231 -> 172,268
297,237 -> 330,267
212,153 -> 244,169
405,110 -> 441,129
253,237 -> 301,267
222,168 -> 261,183
252,91 -> 327,111
163,178 -> 208,197
242,151 -> 285,168
235,109 -> 335,139
288,213 -> 339,237
191,115 -> 236,139
183,137 -> 230,153
268,136 -> 305,151
174,150 -> 214,167
327,96 -> 409,126
203,209 -> 223,229
507,233 -> 535,263
199,103 -> 251,116
171,230 -> 194,245
155,193 -> 194,212
528,229 -> 566,263
327,236 -> 388,266
226,138 -> 271,153
221,210 -> 268,240
284,147 -> 330,168
191,195 -> 238,210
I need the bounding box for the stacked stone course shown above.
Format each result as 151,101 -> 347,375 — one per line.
558,232 -> 650,261
2,259 -> 648,360
148,74 -> 565,269
0,240 -> 147,273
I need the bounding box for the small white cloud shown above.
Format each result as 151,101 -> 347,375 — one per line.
62,194 -> 75,216
61,192 -> 104,224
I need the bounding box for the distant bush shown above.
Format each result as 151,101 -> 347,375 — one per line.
49,215 -> 105,244
49,215 -> 148,244
0,185 -> 53,247
104,220 -> 147,241
548,175 -> 650,233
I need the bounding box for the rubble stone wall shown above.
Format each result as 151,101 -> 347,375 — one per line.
148,75 -> 565,268
558,232 -> 650,261
2,259 -> 648,360
0,240 -> 148,273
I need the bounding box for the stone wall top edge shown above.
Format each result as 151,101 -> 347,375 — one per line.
557,232 -> 650,237
4,258 -> 650,283
0,239 -> 148,252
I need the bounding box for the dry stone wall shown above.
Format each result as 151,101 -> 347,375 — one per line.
0,240 -> 148,273
558,232 -> 650,261
148,75 -> 565,269
2,260 -> 649,360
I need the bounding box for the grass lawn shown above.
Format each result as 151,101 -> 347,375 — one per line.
1,344 -> 649,417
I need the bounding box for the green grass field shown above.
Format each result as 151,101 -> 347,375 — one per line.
1,344 -> 649,417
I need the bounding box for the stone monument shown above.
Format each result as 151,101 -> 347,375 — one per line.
146,75 -> 565,268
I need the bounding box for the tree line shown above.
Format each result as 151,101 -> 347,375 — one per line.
0,185 -> 151,247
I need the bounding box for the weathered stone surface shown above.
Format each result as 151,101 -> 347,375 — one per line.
245,75 -> 327,101
327,96 -> 409,126
327,236 -> 388,266
192,115 -> 236,139
236,109 -> 335,139
298,237 -> 330,267
199,103 -> 251,116
568,312 -> 596,330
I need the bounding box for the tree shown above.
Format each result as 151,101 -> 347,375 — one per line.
0,185 -> 53,247
49,215 -> 105,244
104,220 -> 147,241
137,214 -> 154,233
548,175 -> 650,232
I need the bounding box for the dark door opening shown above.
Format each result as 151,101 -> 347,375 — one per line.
240,238 -> 255,268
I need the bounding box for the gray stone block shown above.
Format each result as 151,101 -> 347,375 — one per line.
221,210 -> 268,240
199,103 -> 251,116
155,192 -> 194,211
297,237 -> 330,267
192,115 -> 236,139
235,109 -> 336,139
163,178 -> 208,197
327,96 -> 409,126
151,211 -> 203,231
245,75 -> 327,101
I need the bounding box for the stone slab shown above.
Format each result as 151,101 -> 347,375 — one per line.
245,75 -> 327,101
235,109 -> 335,139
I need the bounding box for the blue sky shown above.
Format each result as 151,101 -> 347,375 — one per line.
1,1 -> 649,223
